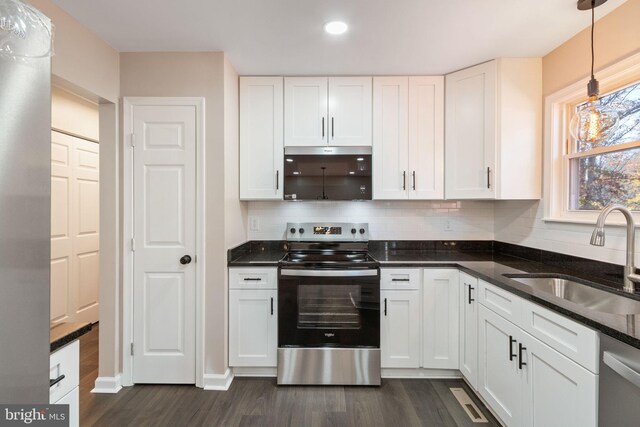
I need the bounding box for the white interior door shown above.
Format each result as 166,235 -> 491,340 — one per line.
132,104 -> 197,384
51,131 -> 100,325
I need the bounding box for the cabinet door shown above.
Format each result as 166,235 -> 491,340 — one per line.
408,76 -> 444,200
521,333 -> 598,427
229,289 -> 277,367
372,77 -> 409,200
478,305 -> 523,427
459,272 -> 479,389
328,77 -> 372,146
381,290 -> 421,368
240,77 -> 284,199
445,61 -> 496,199
56,386 -> 79,427
422,269 -> 459,369
284,77 -> 328,146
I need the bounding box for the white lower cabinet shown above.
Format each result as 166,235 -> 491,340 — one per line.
478,305 -> 523,426
50,340 -> 79,427
422,269 -> 459,369
459,271 -> 479,389
380,268 -> 422,368
229,268 -> 278,367
380,289 -> 421,368
477,280 -> 598,427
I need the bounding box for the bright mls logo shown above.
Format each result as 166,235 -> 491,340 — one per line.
0,405 -> 68,426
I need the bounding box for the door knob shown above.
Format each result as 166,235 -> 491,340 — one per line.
180,255 -> 192,265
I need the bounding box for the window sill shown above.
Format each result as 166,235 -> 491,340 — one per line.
542,216 -> 640,228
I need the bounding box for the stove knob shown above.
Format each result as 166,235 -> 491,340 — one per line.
351,228 -> 357,234
359,228 -> 365,234
290,228 -> 296,234
299,228 -> 305,234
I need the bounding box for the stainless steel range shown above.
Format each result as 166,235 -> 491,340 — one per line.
277,222 -> 381,386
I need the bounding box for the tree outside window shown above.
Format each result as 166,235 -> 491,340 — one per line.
570,81 -> 640,211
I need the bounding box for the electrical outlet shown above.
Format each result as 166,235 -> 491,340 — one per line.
444,219 -> 453,232
249,217 -> 260,232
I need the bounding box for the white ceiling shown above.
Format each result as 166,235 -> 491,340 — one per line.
51,0 -> 627,75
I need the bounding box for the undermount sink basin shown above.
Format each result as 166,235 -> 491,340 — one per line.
503,274 -> 640,315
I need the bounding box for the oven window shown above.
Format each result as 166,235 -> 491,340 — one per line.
297,284 -> 362,329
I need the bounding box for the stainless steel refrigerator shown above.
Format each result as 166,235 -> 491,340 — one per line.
0,1 -> 52,404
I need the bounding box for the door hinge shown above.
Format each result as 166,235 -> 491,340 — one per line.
131,238 -> 135,252
130,133 -> 136,148
130,343 -> 134,356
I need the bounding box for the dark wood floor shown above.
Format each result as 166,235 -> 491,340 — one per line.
79,326 -> 499,427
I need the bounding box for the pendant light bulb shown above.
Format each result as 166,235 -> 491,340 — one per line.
569,0 -> 619,145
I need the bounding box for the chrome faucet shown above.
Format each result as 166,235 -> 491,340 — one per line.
590,204 -> 640,293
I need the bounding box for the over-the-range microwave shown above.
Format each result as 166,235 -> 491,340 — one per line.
283,147 -> 372,201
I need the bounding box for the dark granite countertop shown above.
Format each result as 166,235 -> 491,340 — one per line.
50,322 -> 92,353
227,240 -> 640,349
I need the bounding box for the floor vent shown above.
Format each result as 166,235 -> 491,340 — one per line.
450,387 -> 488,423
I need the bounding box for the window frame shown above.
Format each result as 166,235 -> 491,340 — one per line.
544,52 -> 640,226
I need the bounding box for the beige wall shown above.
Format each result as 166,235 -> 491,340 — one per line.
496,0 -> 640,266
543,0 -> 640,96
120,52 -> 231,375
52,86 -> 99,140
29,0 -> 119,103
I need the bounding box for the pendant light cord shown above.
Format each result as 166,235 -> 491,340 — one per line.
591,1 -> 595,80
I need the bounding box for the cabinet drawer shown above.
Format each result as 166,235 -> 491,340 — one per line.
478,280 -> 522,325
49,340 -> 79,404
521,300 -> 599,374
229,268 -> 277,290
381,269 -> 421,290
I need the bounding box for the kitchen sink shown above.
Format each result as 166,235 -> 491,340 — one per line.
503,274 -> 640,315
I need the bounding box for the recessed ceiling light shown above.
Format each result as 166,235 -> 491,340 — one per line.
349,171 -> 355,175
286,158 -> 294,162
356,157 -> 364,161
324,21 -> 348,35
293,171 -> 300,175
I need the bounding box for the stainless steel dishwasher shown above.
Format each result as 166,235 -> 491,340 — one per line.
599,331 -> 640,426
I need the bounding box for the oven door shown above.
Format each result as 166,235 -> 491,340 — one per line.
278,268 -> 380,348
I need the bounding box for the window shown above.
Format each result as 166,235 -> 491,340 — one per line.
545,53 -> 640,224
568,81 -> 640,211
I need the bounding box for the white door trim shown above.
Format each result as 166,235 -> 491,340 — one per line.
122,97 -> 205,387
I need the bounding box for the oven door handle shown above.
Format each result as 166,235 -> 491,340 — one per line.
280,269 -> 378,277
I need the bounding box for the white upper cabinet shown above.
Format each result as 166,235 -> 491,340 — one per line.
284,77 -> 328,146
373,77 -> 409,199
240,77 -> 284,200
408,76 -> 445,199
445,58 -> 542,200
285,77 -> 372,147
373,76 -> 444,200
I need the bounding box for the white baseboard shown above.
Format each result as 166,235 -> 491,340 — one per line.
381,368 -> 461,379
203,369 -> 234,391
232,367 -> 277,377
91,374 -> 122,394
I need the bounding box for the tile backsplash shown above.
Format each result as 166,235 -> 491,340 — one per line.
247,200 -> 495,241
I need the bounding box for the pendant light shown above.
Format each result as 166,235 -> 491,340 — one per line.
569,0 -> 619,145
0,0 -> 52,60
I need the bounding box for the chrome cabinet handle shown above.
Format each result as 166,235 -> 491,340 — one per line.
487,167 -> 491,189
412,171 -> 416,190
402,171 -> 406,190
322,117 -> 325,139
276,170 -> 279,190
